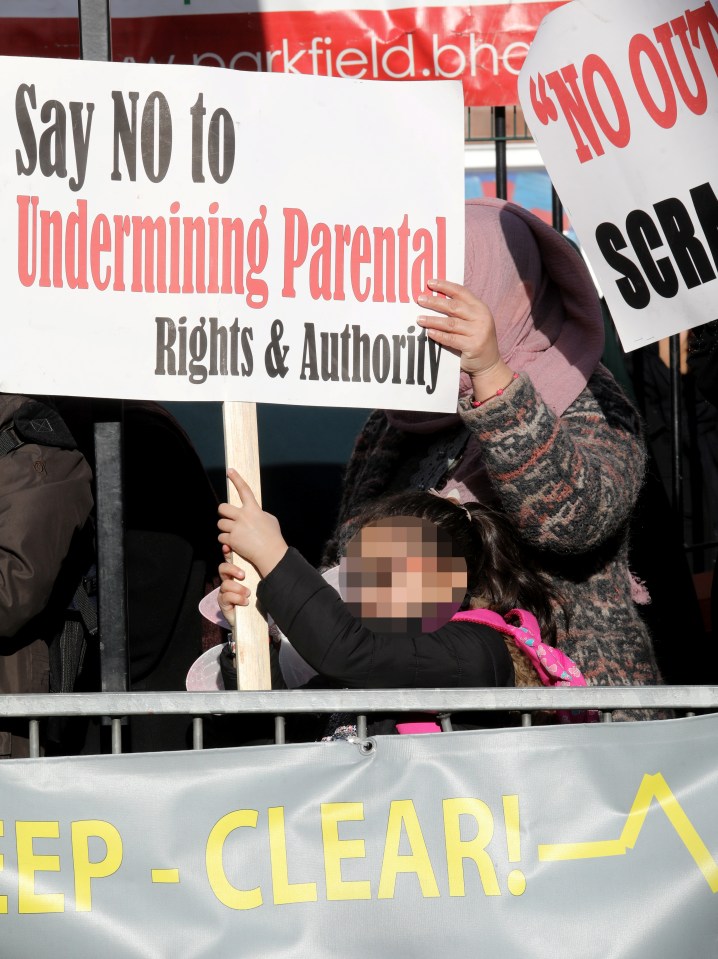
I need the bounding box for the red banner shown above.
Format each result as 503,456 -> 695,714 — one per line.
0,3 -> 568,106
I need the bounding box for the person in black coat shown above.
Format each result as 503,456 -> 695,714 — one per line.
213,470 -> 581,738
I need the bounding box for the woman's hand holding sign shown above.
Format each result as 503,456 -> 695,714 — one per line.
217,469 -> 288,624
417,278 -> 515,403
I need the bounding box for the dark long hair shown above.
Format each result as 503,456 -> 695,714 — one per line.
345,490 -> 564,645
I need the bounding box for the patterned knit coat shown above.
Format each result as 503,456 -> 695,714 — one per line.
323,365 -> 662,691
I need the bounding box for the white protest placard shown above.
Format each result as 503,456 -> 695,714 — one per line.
0,56 -> 464,410
518,0 -> 718,351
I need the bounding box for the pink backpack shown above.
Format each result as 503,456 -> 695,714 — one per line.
452,607 -> 587,688
395,608 -> 593,734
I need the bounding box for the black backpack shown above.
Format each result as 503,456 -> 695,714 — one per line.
0,397 -> 98,694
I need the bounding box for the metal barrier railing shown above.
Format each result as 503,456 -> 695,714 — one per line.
3,688 -> 717,757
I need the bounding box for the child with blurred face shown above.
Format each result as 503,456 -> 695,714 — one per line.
214,470 -> 581,709
215,472 -> 477,636
340,516 -> 468,632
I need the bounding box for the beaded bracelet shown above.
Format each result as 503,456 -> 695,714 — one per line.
470,371 -> 519,408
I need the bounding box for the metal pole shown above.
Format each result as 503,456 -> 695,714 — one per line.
494,107 -> 507,200
94,412 -> 129,694
669,334 -> 683,519
77,5 -> 130,711
78,0 -> 112,62
551,186 -> 563,234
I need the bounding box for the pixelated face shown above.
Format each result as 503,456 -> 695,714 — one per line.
338,516 -> 468,631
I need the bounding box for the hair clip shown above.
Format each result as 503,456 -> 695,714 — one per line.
427,486 -> 473,520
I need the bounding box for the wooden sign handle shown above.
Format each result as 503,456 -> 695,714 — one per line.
222,401 -> 272,690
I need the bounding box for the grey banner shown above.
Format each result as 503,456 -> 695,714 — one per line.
1,713 -> 717,958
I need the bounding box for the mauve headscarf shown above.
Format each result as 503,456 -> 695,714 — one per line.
387,198 -> 605,430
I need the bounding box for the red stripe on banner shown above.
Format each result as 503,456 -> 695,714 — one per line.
0,17 -> 79,58
109,4 -> 566,105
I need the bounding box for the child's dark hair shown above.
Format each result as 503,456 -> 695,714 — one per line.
345,490 -> 564,645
